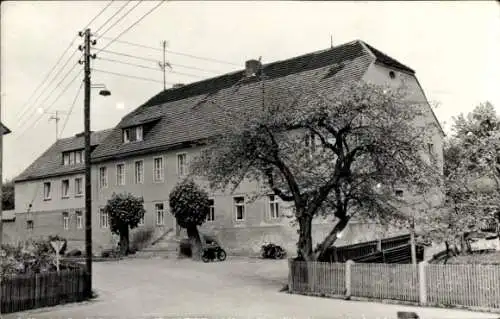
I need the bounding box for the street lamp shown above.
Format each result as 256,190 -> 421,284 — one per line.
92,84 -> 111,97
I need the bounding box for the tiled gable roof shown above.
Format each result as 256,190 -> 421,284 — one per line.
1,122 -> 11,135
15,129 -> 112,182
360,41 -> 415,74
92,40 -> 413,162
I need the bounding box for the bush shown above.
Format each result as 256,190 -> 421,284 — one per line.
1,237 -> 77,276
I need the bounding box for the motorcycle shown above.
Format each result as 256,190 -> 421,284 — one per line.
261,243 -> 286,259
201,242 -> 227,263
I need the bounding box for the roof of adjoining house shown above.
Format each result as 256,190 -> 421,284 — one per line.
91,40 -> 417,162
15,129 -> 113,182
1,122 -> 11,135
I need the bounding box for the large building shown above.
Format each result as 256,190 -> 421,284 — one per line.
11,130 -> 111,248
11,40 -> 444,255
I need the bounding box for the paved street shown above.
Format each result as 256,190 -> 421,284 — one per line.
5,257 -> 499,319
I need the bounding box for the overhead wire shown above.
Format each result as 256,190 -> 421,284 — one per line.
92,68 -> 166,84
17,1 -> 116,124
96,0 -> 166,53
98,35 -> 240,66
94,0 -> 132,35
16,69 -> 84,139
59,81 -> 84,138
95,48 -> 225,74
95,56 -> 209,79
17,58 -> 82,129
16,41 -> 79,121
95,1 -> 142,40
82,0 -> 115,31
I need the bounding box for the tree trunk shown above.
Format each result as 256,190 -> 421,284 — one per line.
119,227 -> 129,256
313,216 -> 350,261
187,225 -> 202,261
297,213 -> 313,261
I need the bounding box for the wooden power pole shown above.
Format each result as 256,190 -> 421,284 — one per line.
79,27 -> 96,298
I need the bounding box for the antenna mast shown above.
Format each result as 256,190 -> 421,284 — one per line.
158,40 -> 171,90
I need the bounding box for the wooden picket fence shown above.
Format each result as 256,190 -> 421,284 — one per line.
0,269 -> 88,314
288,260 -> 500,312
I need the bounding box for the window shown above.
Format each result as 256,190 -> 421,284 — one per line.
61,179 -> 70,198
75,150 -> 83,164
123,126 -> 143,143
135,160 -> 144,184
62,150 -> 84,166
62,212 -> 70,230
427,143 -> 434,155
76,211 -> 83,229
27,220 -> 34,231
177,153 -> 188,177
153,157 -> 164,182
116,163 -> 125,186
207,199 -> 215,221
63,153 -> 70,166
138,214 -> 145,226
99,208 -> 109,228
304,133 -> 317,158
268,195 -> 280,219
43,182 -> 51,200
155,203 -> 165,225
75,177 -> 83,196
389,71 -> 396,79
395,190 -> 404,198
234,196 -> 245,221
99,167 -> 108,188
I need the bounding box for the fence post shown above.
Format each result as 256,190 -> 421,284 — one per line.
418,261 -> 427,306
377,239 -> 382,251
345,259 -> 354,299
288,258 -> 293,293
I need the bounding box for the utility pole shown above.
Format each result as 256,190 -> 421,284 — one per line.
158,40 -> 170,91
78,28 -> 96,299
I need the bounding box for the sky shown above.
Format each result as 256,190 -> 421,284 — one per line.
1,1 -> 499,181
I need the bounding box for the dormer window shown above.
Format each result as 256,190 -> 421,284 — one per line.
123,126 -> 143,143
63,149 -> 84,166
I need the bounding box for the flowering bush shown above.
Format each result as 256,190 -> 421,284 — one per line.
1,236 -> 77,277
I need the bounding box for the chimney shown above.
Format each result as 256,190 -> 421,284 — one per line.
172,83 -> 185,89
245,59 -> 262,77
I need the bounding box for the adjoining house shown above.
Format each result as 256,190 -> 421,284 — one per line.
89,40 -> 445,255
12,130 -> 111,249
8,40 -> 444,255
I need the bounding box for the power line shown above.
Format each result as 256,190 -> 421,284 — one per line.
59,81 -> 85,138
17,1 -> 115,122
96,56 -> 161,72
92,68 -> 166,84
94,0 -> 132,34
97,1 -> 166,52
96,56 -> 208,79
95,47 -> 158,62
17,69 -> 83,138
17,59 -> 82,129
96,1 -> 142,40
98,35 -> 240,66
82,0 -> 115,31
16,41 -> 79,121
95,47 -> 223,73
